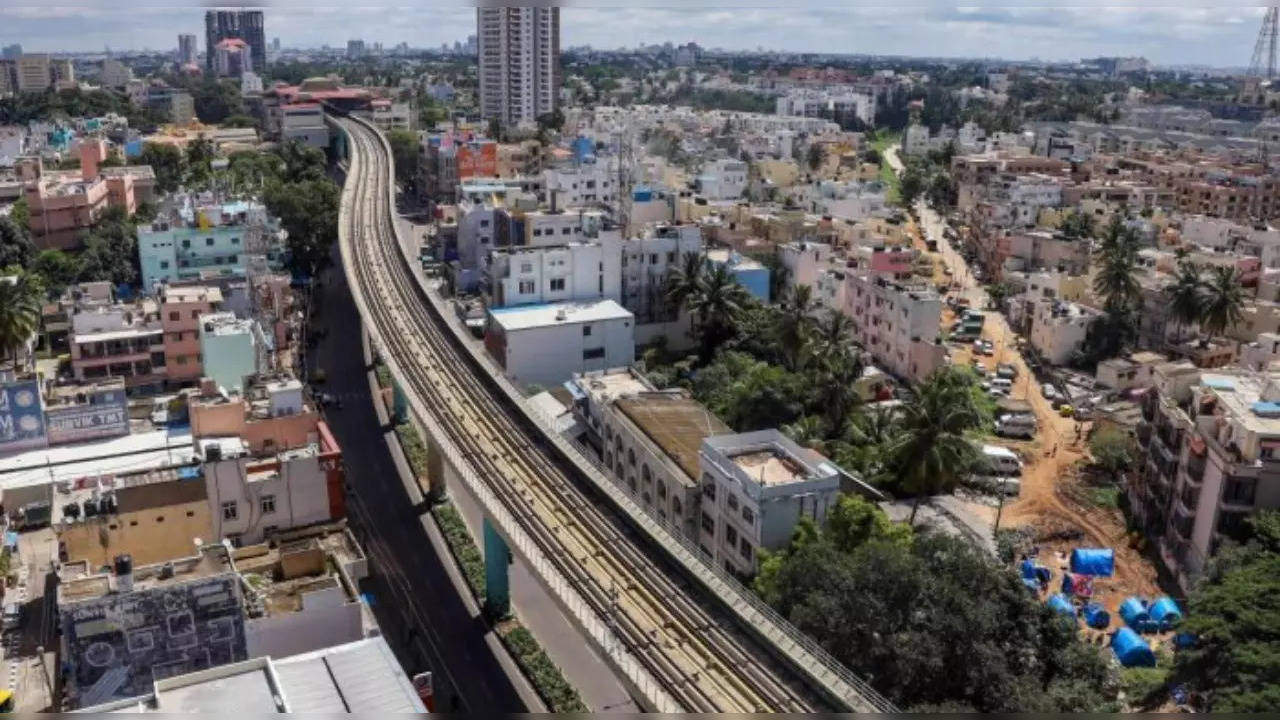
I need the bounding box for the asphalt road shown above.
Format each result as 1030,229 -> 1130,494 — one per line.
308,246 -> 530,713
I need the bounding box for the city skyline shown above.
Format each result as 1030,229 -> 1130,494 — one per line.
0,5 -> 1271,69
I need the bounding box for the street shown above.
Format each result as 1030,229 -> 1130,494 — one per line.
309,245 -> 532,713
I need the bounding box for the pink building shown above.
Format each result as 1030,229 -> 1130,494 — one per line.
68,299 -> 167,394
21,141 -> 140,251
160,285 -> 223,386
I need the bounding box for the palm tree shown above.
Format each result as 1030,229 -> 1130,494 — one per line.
782,415 -> 828,453
1092,217 -> 1141,311
688,263 -> 750,361
888,367 -> 983,525
0,272 -> 44,369
815,346 -> 866,435
813,309 -> 855,357
664,251 -> 705,333
775,284 -> 816,370
1200,266 -> 1246,343
1165,262 -> 1203,344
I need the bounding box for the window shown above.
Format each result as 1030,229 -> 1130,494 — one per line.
221,501 -> 238,521
160,261 -> 170,269
657,482 -> 666,499
260,495 -> 276,514
582,325 -> 592,337
667,251 -> 676,263
231,237 -> 240,244
169,311 -> 180,321
520,263 -> 533,273
518,280 -> 535,294
739,538 -> 753,560
562,227 -> 572,235
1223,477 -> 1257,506
672,497 -> 683,516
727,494 -> 739,511
583,347 -> 605,360
156,516 -> 165,523
742,507 -> 754,524
650,253 -> 658,265
480,219 -> 490,228
206,237 -> 215,246
186,510 -> 195,517
550,278 -> 565,291
181,239 -> 191,249
628,448 -> 636,467
191,310 -> 200,319
701,511 -> 715,534
725,525 -> 738,547
229,254 -> 238,264
703,477 -> 716,500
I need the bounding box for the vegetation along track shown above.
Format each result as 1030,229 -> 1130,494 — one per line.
336,115 -> 820,713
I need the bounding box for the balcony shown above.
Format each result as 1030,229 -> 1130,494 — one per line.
1184,454 -> 1206,485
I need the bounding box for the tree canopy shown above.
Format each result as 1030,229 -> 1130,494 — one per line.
755,496 -> 1116,711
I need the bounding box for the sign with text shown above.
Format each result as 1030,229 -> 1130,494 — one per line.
0,380 -> 47,454
45,388 -> 129,445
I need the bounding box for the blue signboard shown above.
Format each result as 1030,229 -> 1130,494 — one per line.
45,388 -> 129,445
0,380 -> 48,454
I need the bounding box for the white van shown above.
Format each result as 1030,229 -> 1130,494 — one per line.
2,603 -> 20,633
995,414 -> 1037,439
990,378 -> 1013,392
982,444 -> 1023,476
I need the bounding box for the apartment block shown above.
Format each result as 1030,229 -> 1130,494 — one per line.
15,54 -> 51,92
1135,366 -> 1280,590
693,158 -> 748,201
477,6 -> 560,126
160,285 -> 222,386
699,430 -> 843,576
483,300 -> 635,387
1027,298 -> 1102,366
20,142 -> 146,250
199,312 -> 261,394
69,299 -> 167,394
485,233 -> 622,308
841,274 -> 947,383
570,369 -> 728,539
138,195 -> 283,290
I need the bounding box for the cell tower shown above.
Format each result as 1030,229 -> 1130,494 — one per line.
1249,6 -> 1280,81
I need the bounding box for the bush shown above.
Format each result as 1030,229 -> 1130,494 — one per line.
500,626 -> 588,712
430,503 -> 486,600
395,423 -> 429,478
1122,666 -> 1170,710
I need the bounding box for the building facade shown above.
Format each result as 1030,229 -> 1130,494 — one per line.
477,6 -> 560,126
205,10 -> 266,74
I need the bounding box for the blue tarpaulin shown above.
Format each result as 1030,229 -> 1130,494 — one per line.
1022,577 -> 1041,593
1070,548 -> 1115,577
1112,628 -> 1157,667
1120,596 -> 1155,633
1083,603 -> 1111,629
1149,596 -> 1183,630
1020,558 -> 1036,579
1047,593 -> 1076,619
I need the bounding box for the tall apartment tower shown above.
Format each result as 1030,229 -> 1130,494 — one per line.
477,7 -> 560,127
204,10 -> 266,73
178,34 -> 198,65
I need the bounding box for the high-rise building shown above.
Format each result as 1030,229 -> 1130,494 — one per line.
15,54 -> 52,93
477,7 -> 560,127
2,44 -> 21,60
271,37 -> 281,52
178,33 -> 198,65
346,39 -> 365,58
204,10 -> 265,73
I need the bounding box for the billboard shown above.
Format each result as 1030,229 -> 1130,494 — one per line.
0,380 -> 48,454
457,141 -> 497,180
45,387 -> 130,445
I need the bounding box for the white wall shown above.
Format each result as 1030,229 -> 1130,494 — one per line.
500,317 -> 635,387
205,452 -> 332,545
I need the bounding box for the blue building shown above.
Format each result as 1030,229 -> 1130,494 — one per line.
705,248 -> 770,302
138,196 -> 284,292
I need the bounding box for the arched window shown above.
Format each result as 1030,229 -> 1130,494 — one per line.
641,464 -> 651,484
628,448 -> 636,466
672,497 -> 683,516
657,482 -> 667,500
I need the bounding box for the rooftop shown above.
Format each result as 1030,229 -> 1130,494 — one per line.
57,543 -> 234,604
231,526 -> 365,618
703,429 -> 841,490
1198,370 -> 1280,436
162,285 -> 223,304
616,393 -> 730,483
488,299 -> 633,332
80,637 -> 423,713
0,428 -> 198,491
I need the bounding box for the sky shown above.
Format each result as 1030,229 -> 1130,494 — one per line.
0,3 -> 1271,68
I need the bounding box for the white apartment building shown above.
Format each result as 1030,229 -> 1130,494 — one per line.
1136,367 -> 1280,590
619,225 -> 704,345
484,300 -> 634,386
1028,299 -> 1102,366
1181,215 -> 1280,271
544,158 -> 617,208
779,241 -> 835,293
693,158 -> 748,201
99,59 -> 132,89
985,173 -> 1064,228
485,235 -> 622,308
1240,333 -> 1280,371
569,369 -> 727,539
240,71 -> 264,95
698,430 -> 844,576
775,89 -> 876,127
841,274 -> 947,383
477,7 -> 560,127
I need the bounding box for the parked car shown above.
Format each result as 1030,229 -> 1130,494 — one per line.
996,363 -> 1018,379
1042,383 -> 1059,401
995,413 -> 1037,439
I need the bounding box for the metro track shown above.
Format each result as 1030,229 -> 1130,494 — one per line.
336,116 -> 814,712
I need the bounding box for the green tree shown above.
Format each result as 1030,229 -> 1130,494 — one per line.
265,178 -> 340,277
824,493 -> 912,553
138,143 -> 186,194
190,79 -> 244,124
30,249 -> 82,299
1166,262 -> 1204,343
1058,208 -> 1097,239
9,197 -> 29,233
775,283 -> 816,371
1199,266 -> 1246,342
0,216 -> 34,269
0,272 -> 44,365
221,114 -> 259,129
806,143 -> 826,172
1092,216 -> 1142,309
687,263 -> 750,361
1089,427 -> 1136,481
184,134 -> 217,187
691,351 -> 806,431
1174,511 -> 1280,711
386,128 -> 421,188
985,281 -> 1014,311
78,206 -> 141,286
275,141 -> 327,184
899,163 -> 926,207
889,366 -> 984,524
664,251 -> 705,336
